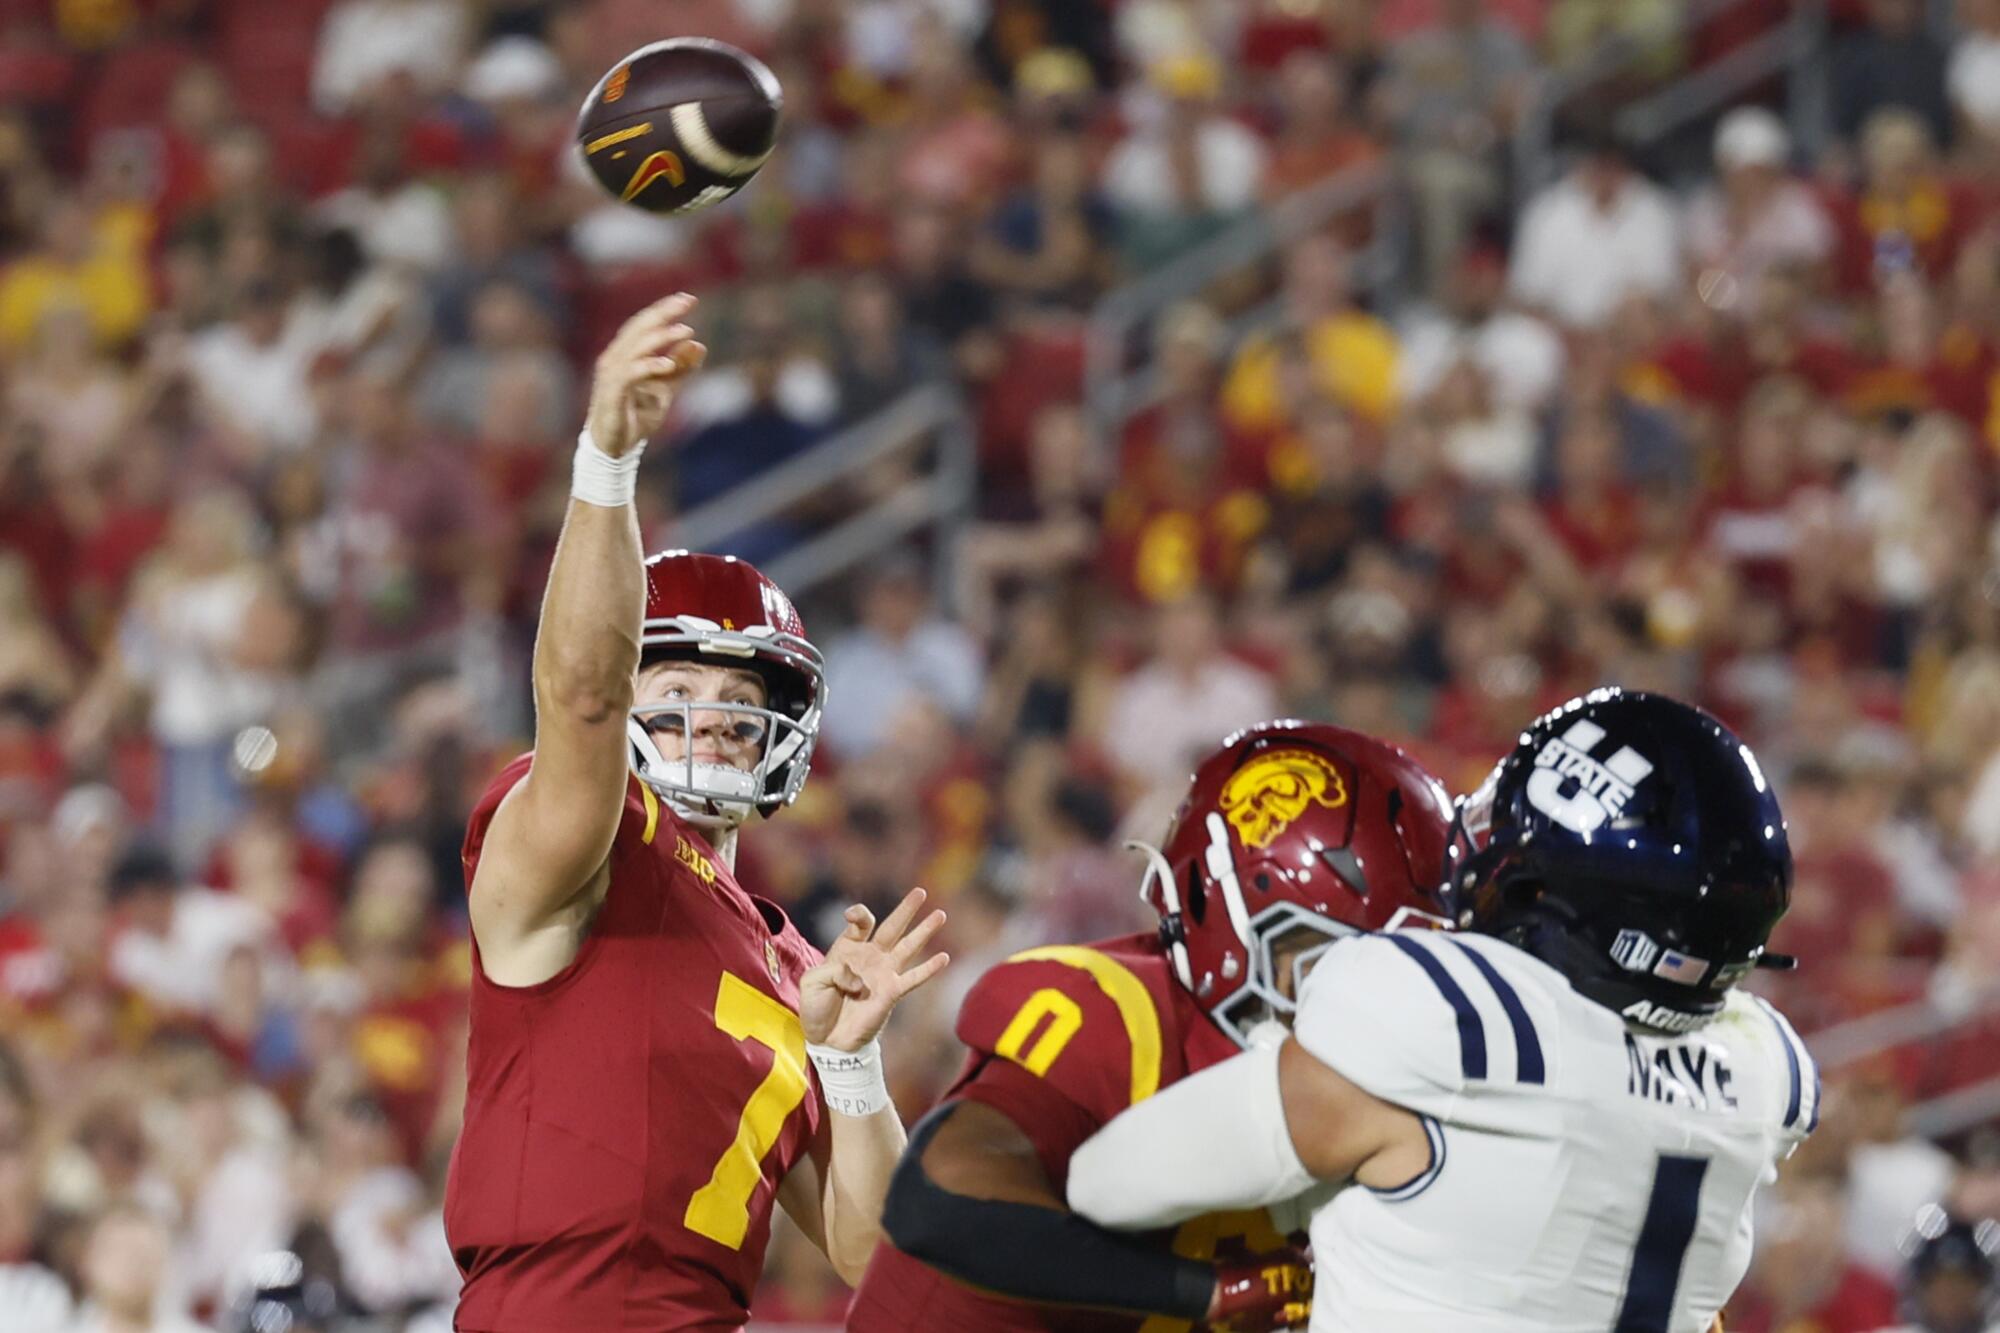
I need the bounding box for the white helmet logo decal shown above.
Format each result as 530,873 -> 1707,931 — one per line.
1525,720 -> 1654,835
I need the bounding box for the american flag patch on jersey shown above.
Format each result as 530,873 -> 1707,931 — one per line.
1651,950 -> 1709,985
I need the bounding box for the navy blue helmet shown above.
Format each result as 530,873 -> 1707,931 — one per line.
1443,688 -> 1794,1032
1901,1206 -> 1999,1332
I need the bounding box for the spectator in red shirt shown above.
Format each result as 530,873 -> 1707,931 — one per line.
789,129 -> 900,272
1261,48 -> 1380,204
894,16 -> 1015,213
1649,267 -> 1858,414
1769,757 -> 1907,1014
314,368 -> 501,660
1834,109 -> 1978,296
1102,304 -> 1269,605
1540,409 -> 1643,574
1706,375 -> 1819,598
1841,271 -> 1997,427
341,834 -> 463,1166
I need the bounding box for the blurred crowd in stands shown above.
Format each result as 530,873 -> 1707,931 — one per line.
2,0 -> 2000,1328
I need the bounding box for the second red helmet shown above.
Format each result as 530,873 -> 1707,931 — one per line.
1134,720 -> 1456,1048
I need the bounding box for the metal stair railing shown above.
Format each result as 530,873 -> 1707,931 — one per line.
667,383 -> 977,607
1910,1075 -> 2000,1139
1803,983 -> 2000,1137
1614,0 -> 1833,164
1511,0 -> 1830,203
1082,161 -> 1396,444
1806,983 -> 2000,1072
1080,0 -> 1786,455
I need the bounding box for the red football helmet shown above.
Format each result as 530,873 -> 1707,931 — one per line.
628,550 -> 825,827
1133,720 -> 1455,1048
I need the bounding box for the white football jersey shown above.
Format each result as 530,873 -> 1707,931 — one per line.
1290,928 -> 1818,1333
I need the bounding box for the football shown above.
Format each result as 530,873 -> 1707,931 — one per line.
575,38 -> 782,216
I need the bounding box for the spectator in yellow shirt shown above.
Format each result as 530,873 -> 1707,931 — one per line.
0,192 -> 151,352
1220,232 -> 1400,432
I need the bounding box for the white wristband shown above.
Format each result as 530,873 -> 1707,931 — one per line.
807,1039 -> 891,1117
570,428 -> 643,507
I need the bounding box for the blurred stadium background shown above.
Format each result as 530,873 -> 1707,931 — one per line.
2,0 -> 1999,1328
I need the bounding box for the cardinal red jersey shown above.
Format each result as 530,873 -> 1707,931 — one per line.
446,754 -> 825,1332
847,934 -> 1298,1333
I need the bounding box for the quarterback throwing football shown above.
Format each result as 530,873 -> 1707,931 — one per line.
444,295 -> 948,1330
1068,690 -> 1814,1333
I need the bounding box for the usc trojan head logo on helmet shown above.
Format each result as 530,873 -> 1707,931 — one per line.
1219,748 -> 1348,849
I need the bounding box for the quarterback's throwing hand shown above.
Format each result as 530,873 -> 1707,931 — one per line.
799,888 -> 949,1052
584,291 -> 708,457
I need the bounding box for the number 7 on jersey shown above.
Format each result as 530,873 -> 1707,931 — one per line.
684,971 -> 812,1249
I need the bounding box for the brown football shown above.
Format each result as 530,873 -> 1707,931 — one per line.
575,39 -> 782,216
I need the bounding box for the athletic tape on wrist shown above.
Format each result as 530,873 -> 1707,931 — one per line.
570,428 -> 643,507
807,1039 -> 891,1116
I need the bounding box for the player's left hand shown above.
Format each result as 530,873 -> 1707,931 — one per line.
799,887 -> 949,1052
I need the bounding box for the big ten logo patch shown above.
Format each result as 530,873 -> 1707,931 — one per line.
1220,748 -> 1348,850
1526,720 -> 1654,835
603,64 -> 631,103
676,834 -> 718,887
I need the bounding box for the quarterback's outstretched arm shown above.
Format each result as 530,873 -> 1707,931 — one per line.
1067,1039 -> 1429,1230
469,295 -> 706,981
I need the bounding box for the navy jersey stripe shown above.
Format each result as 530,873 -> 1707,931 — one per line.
1443,937 -> 1546,1085
1773,1000 -> 1818,1133
1752,997 -> 1804,1129
1369,1115 -> 1447,1202
1386,934 -> 1487,1080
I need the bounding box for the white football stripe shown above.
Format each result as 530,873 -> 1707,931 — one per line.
670,102 -> 773,177
680,183 -> 743,213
